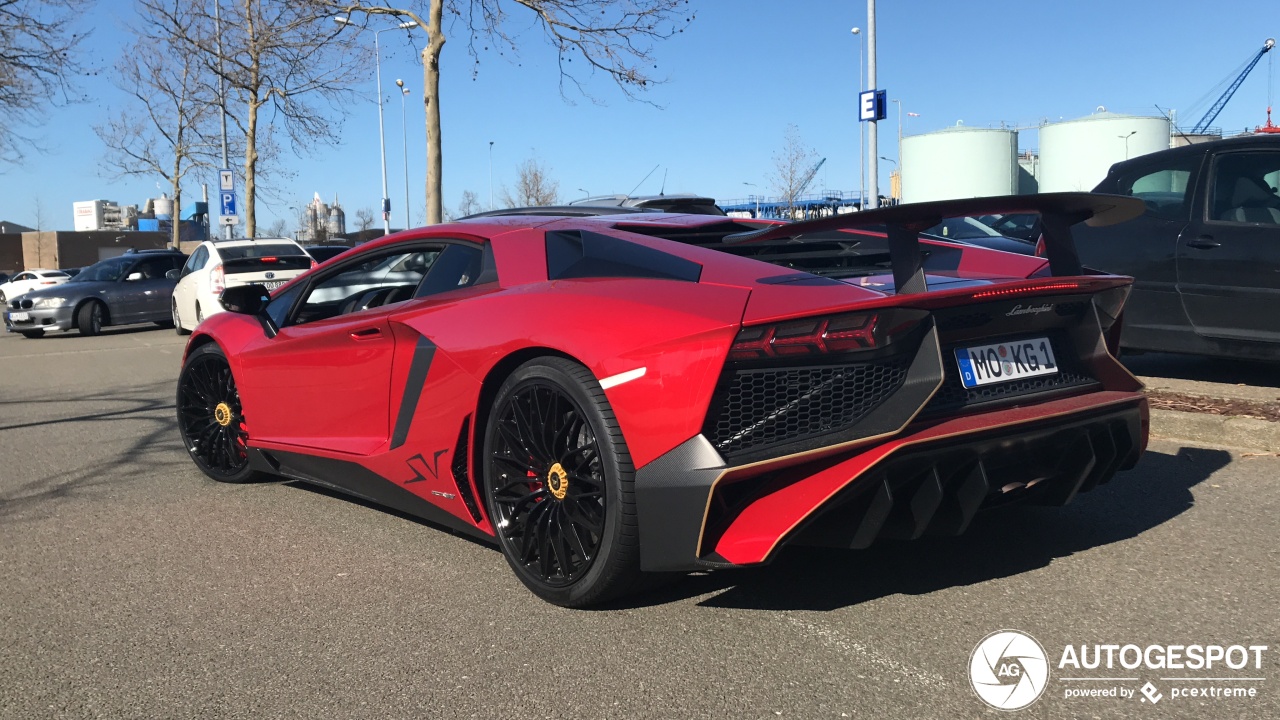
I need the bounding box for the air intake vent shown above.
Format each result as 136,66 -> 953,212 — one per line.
451,417 -> 482,522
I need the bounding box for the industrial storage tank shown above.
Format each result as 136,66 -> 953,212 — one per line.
901,125 -> 1018,203
1037,110 -> 1170,192
152,195 -> 174,220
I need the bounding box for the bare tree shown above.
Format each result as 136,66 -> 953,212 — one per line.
354,207 -> 376,232
144,1 -> 363,237
0,0 -> 90,162
96,2 -> 218,249
455,189 -> 481,218
326,1 -> 693,225
771,124 -> 818,220
500,158 -> 559,208
264,217 -> 288,238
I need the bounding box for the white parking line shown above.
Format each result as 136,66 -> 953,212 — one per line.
782,614 -> 950,690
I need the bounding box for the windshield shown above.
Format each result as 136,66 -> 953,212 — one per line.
69,257 -> 132,283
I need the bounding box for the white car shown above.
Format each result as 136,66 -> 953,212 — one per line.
171,238 -> 314,334
0,269 -> 70,303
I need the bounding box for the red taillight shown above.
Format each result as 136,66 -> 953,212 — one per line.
260,256 -> 278,263
971,282 -> 1080,300
39,281 -> 56,285
310,258 -> 318,269
210,263 -> 225,295
725,307 -> 940,362
1034,233 -> 1046,257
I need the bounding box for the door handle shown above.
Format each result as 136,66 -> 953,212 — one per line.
1186,236 -> 1220,250
350,327 -> 382,340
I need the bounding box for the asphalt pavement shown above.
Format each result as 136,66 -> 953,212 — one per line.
1,327 -> 1277,719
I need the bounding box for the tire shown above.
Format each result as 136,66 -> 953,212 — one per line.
176,342 -> 264,483
19,329 -> 44,339
0,292 -> 6,304
195,302 -> 204,325
173,300 -> 190,335
75,301 -> 104,336
482,357 -> 644,607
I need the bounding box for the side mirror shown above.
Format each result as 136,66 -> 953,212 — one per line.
165,269 -> 180,280
125,272 -> 143,282
220,284 -> 271,315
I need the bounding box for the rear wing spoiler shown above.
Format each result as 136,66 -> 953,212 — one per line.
723,192 -> 1145,295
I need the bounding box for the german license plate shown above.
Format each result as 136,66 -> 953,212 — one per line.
261,281 -> 284,291
9,312 -> 29,321
955,337 -> 1058,388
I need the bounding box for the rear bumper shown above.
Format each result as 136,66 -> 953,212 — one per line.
633,390 -> 1147,572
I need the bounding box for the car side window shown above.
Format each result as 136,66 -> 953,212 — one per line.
131,257 -> 174,280
14,272 -> 31,282
289,247 -> 441,326
1115,159 -> 1198,221
182,246 -> 207,277
1209,151 -> 1280,225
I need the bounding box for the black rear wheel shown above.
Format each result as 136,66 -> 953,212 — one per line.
483,357 -> 644,607
177,343 -> 262,483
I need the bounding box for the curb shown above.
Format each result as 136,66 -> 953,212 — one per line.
1149,408 -> 1280,453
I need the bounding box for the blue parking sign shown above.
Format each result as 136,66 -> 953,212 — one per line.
220,191 -> 237,217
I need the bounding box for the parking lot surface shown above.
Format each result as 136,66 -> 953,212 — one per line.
1,327 -> 1277,719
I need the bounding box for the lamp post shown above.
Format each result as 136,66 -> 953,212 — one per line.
866,0 -> 879,210
1120,130 -> 1137,159
892,98 -> 903,165
743,181 -> 760,218
488,141 -> 495,210
396,79 -> 410,230
852,27 -> 864,210
577,188 -> 589,201
880,156 -> 898,203
334,16 -> 419,235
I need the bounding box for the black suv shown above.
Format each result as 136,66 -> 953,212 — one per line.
1074,135 -> 1280,360
3,249 -> 187,338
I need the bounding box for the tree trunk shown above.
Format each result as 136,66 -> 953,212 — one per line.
423,0 -> 445,225
245,100 -> 259,238
170,155 -> 182,250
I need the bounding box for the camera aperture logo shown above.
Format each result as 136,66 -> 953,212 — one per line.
969,630 -> 1050,711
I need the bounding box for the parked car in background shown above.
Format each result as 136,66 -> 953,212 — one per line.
924,216 -> 1036,255
0,269 -> 71,304
3,250 -> 186,338
1074,135 -> 1280,360
302,244 -> 353,264
567,193 -> 727,215
978,213 -> 1043,242
172,237 -> 313,334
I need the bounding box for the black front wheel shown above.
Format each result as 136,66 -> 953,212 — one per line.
76,301 -> 103,336
483,357 -> 646,607
176,343 -> 262,483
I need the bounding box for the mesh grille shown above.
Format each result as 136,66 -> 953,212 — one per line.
922,334 -> 1096,417
706,358 -> 910,457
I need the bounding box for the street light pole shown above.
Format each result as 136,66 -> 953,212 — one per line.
397,79 -> 410,229
852,27 -> 863,210
334,17 -> 418,236
1120,130 -> 1137,159
743,181 -> 760,218
488,141 -> 495,210
215,0 -> 232,241
892,98 -> 903,165
867,0 -> 879,209
577,188 -> 589,201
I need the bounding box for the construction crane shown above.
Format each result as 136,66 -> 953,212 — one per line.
796,158 -> 827,196
1190,38 -> 1275,134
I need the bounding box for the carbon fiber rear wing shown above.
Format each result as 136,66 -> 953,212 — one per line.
723,192 -> 1144,294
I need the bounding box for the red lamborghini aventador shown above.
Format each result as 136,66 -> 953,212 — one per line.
176,193 -> 1150,607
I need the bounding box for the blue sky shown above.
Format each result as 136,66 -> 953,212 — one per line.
2,0 -> 1278,231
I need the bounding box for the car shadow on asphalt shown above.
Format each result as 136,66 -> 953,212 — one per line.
1122,352 -> 1280,389
611,446 -> 1230,612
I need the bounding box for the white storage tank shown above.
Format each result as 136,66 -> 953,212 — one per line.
1038,110 -> 1170,192
901,124 -> 1019,203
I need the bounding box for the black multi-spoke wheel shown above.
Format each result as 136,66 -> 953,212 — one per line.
483,357 -> 643,607
177,343 -> 261,483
